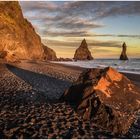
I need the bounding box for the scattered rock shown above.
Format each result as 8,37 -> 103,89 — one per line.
0,59 -> 140,138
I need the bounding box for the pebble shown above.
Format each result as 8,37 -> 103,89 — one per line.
0,62 -> 139,139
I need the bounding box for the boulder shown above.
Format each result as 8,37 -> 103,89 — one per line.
62,67 -> 140,135
74,39 -> 93,60
0,1 -> 57,61
120,42 -> 128,60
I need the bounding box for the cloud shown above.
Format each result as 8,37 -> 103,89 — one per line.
42,30 -> 90,37
20,1 -> 140,22
20,2 -> 104,36
60,1 -> 140,19
88,41 -> 121,48
55,17 -> 103,30
19,1 -> 140,59
96,2 -> 140,19
42,39 -> 79,47
42,38 -> 121,48
20,1 -> 59,12
117,35 -> 140,38
20,1 -> 140,37
91,34 -> 140,38
93,48 -> 114,53
41,30 -> 140,38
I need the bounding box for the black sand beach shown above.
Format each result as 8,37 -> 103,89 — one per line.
0,60 -> 140,138
0,1 -> 140,139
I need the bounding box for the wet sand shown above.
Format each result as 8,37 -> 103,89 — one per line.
0,60 -> 140,138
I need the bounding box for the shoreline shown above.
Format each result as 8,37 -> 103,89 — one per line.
0,61 -> 115,138
52,61 -> 140,87
0,60 -> 140,138
52,59 -> 140,75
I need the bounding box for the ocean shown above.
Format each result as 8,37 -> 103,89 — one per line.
53,58 -> 140,75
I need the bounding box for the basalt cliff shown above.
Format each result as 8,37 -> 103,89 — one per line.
0,1 -> 57,62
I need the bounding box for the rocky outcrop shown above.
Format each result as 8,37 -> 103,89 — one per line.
120,42 -> 128,60
74,39 -> 93,60
0,1 -> 57,62
62,67 -> 140,135
57,57 -> 73,61
42,44 -> 57,61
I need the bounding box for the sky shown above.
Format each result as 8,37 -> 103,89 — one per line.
20,1 -> 140,58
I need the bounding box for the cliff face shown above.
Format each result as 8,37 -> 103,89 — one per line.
0,1 -> 57,62
74,39 -> 93,60
120,42 -> 128,60
62,67 -> 140,135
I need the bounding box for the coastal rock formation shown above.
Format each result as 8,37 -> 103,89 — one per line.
42,44 -> 57,60
57,57 -> 73,61
74,39 -> 93,60
0,1 -> 57,62
62,67 -> 140,135
120,42 -> 128,60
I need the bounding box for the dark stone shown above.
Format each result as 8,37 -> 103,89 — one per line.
48,128 -> 54,133
120,42 -> 128,60
62,67 -> 140,135
78,128 -> 85,136
63,127 -> 74,139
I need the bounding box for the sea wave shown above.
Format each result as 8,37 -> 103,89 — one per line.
52,59 -> 140,75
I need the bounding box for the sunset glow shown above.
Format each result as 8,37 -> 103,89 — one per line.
20,1 -> 140,58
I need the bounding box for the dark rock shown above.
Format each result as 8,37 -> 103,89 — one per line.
120,42 -> 128,60
62,67 -> 140,135
74,39 -> 93,60
78,128 -> 85,136
48,128 -> 54,133
62,127 -> 74,139
0,132 -> 5,139
57,57 -> 73,61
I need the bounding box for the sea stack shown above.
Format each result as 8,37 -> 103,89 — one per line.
42,44 -> 57,61
120,42 -> 128,60
0,1 -> 57,62
74,39 -> 93,60
62,67 -> 140,135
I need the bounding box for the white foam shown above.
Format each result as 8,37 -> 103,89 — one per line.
52,59 -> 140,75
